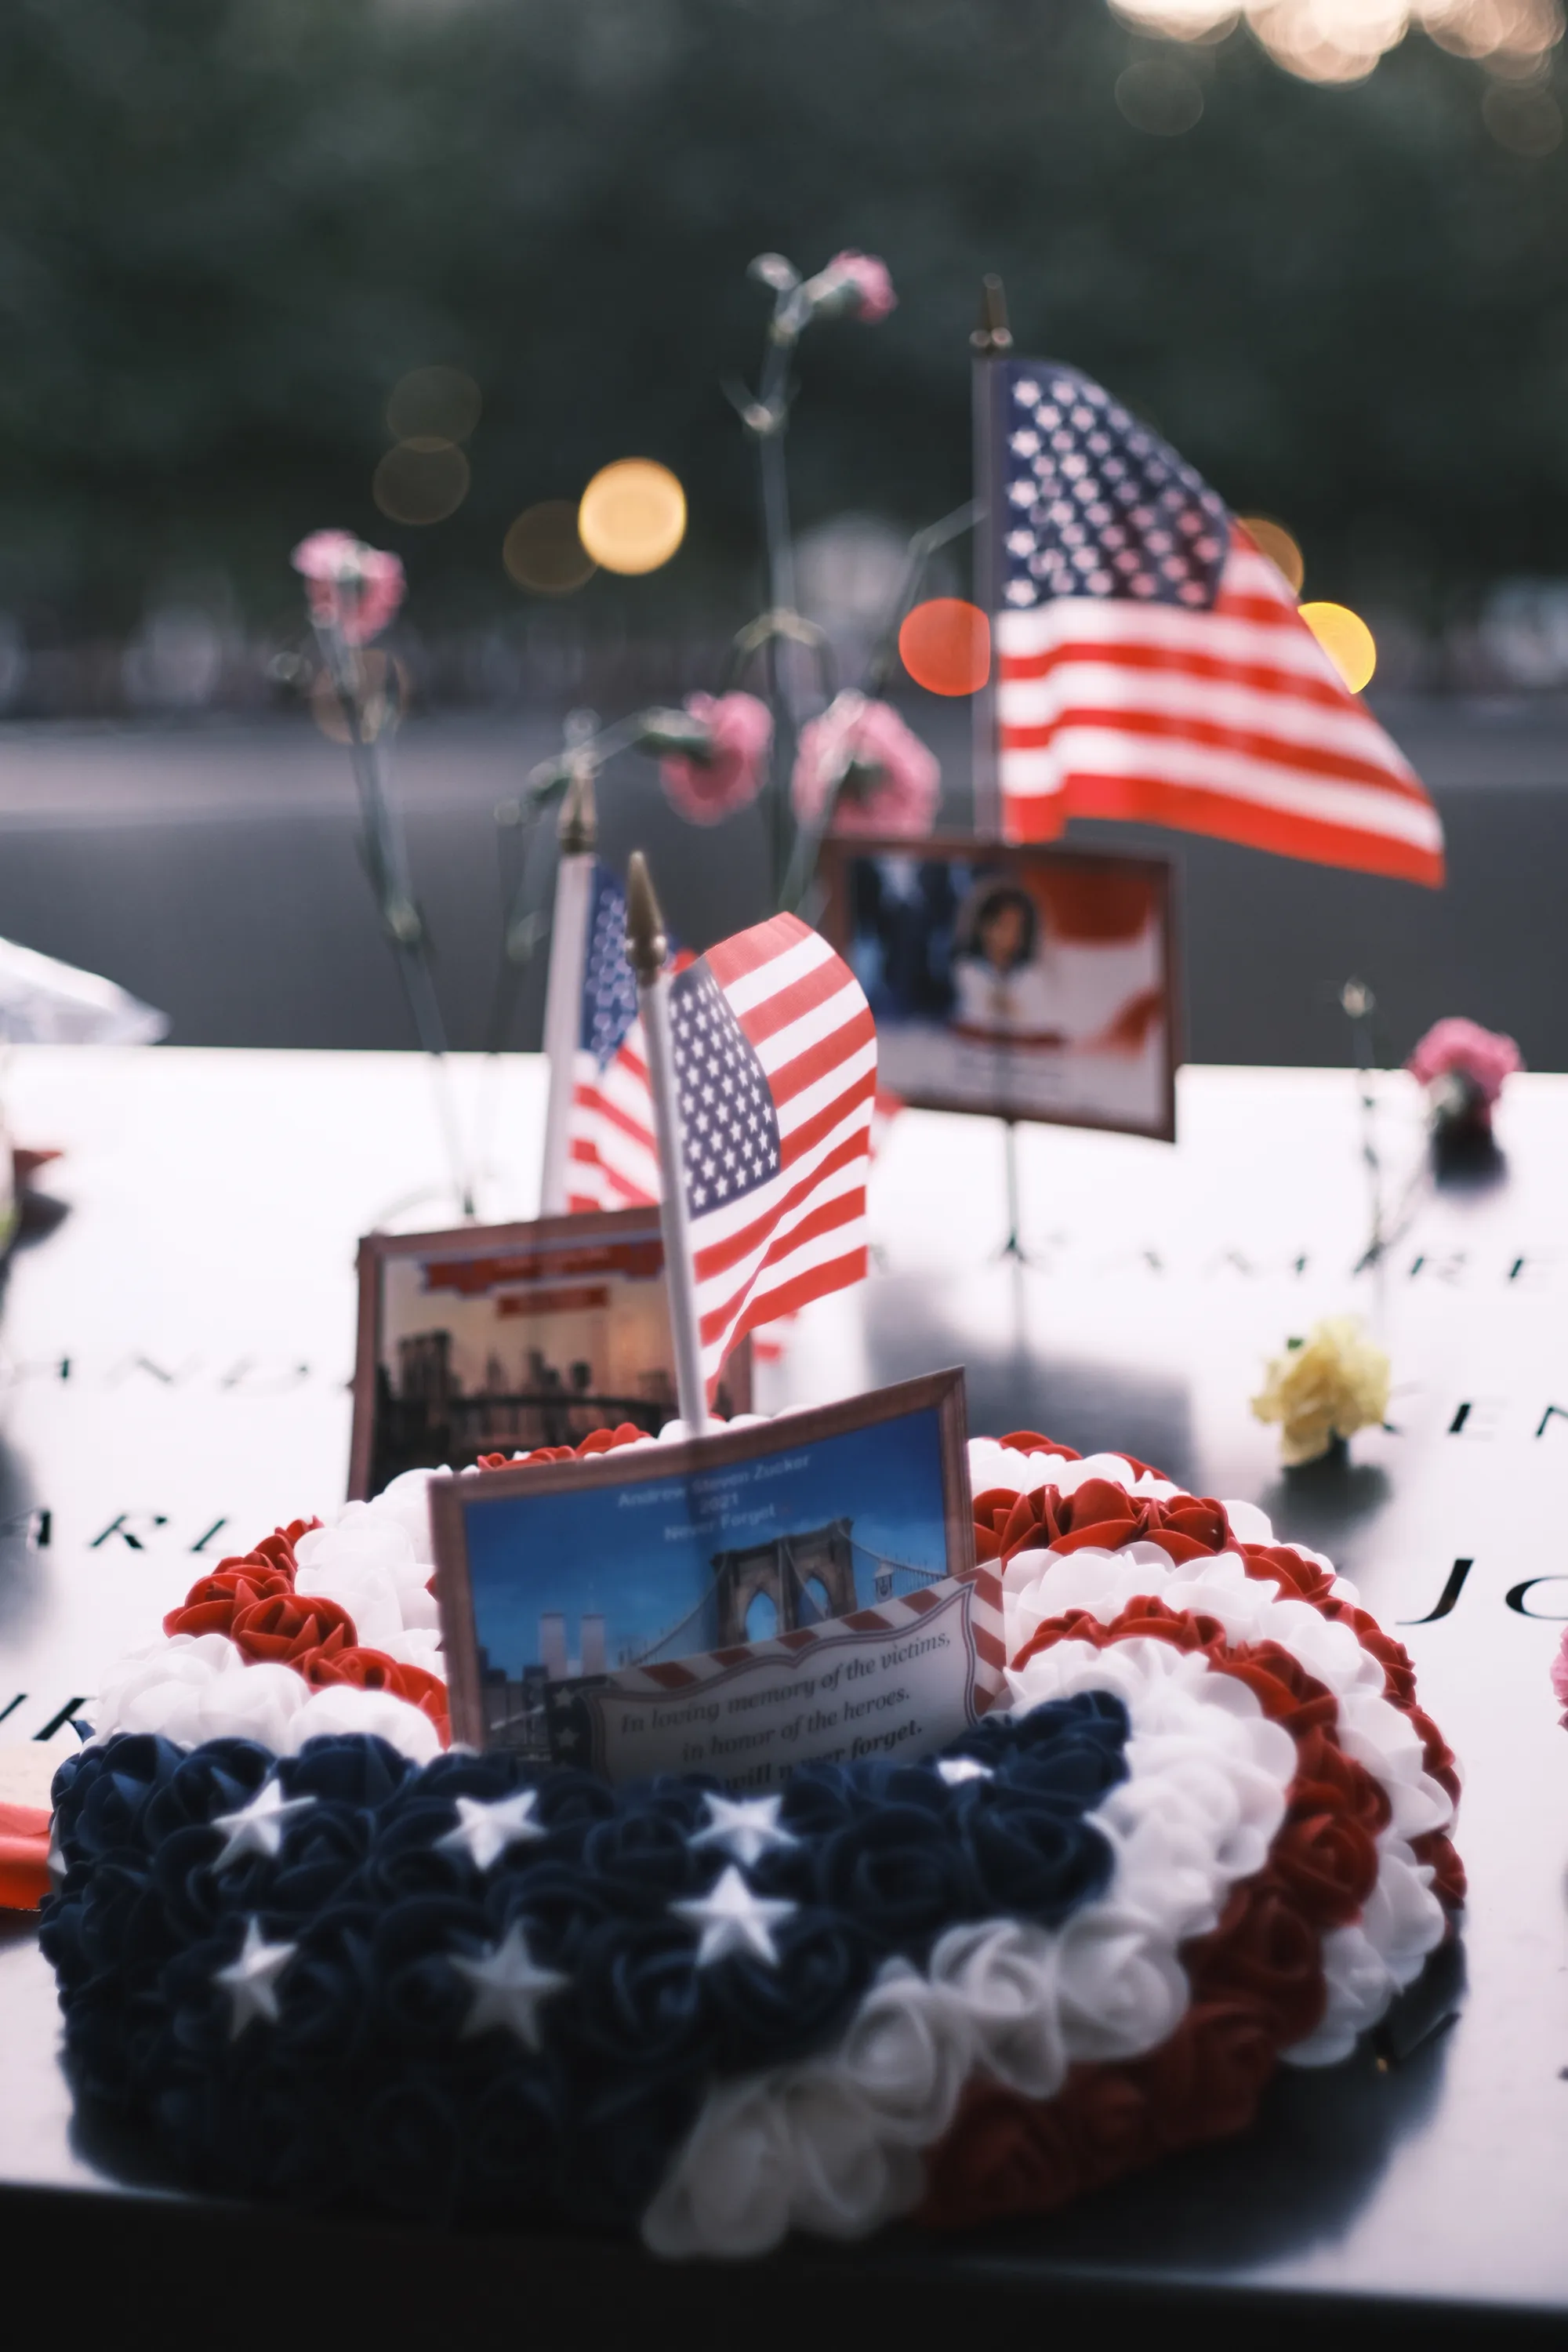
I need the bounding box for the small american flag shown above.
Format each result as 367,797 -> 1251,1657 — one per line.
667,913 -> 876,1387
987,360 -> 1445,887
564,862 -> 660,1214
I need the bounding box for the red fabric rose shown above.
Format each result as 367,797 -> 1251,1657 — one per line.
998,1430 -> 1081,1463
975,1478 -> 1235,1570
1406,1703 -> 1461,1805
163,1564 -> 295,1640
1272,1800 -> 1381,1928
1289,1726 -> 1392,1839
1184,1875 -> 1327,2046
1210,1641 -> 1338,1739
1412,1829 -> 1468,1915
1242,1541 -> 1336,1608
299,1645 -> 449,1733
230,1591 -> 357,1665
997,1429 -> 1174,1483
482,1423 -> 649,1471
917,2079 -> 1084,2228
161,1519 -> 318,1639
1137,1998 -> 1280,2151
1052,2064 -> 1155,2191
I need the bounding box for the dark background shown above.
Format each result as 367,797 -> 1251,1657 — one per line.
0,0 -> 1564,1064
5,0 -> 1568,644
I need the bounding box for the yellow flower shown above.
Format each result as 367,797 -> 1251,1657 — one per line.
1250,1315 -> 1391,1468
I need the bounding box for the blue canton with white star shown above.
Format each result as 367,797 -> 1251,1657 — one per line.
669,963 -> 780,1218
581,861 -> 640,1069
996,360 -> 1229,613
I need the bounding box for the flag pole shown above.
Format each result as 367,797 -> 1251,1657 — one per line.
538,761 -> 597,1216
625,851 -> 710,1436
971,273 -> 1011,842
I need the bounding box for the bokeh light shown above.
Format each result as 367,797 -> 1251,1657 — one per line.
1238,514 -> 1306,593
898,598 -> 992,695
1483,78 -> 1563,147
1301,601 -> 1377,692
503,501 -> 597,595
386,366 -> 481,445
1109,0 -> 1562,84
372,440 -> 470,525
1115,57 -> 1206,129
577,459 -> 687,575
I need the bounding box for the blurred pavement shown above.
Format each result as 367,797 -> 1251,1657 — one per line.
0,693 -> 1561,1069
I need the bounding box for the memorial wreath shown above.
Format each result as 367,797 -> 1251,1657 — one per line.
42,1426 -> 1462,2254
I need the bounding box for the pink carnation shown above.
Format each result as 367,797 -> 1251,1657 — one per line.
659,692 -> 773,826
1552,1628 -> 1568,1724
825,249 -> 896,323
1406,1018 -> 1523,1109
292,530 -> 406,647
790,693 -> 939,838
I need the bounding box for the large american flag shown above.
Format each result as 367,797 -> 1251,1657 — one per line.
667,913 -> 875,1387
987,360 -> 1445,887
564,861 -> 661,1215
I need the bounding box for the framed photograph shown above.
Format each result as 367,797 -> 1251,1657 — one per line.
818,836 -> 1179,1142
430,1368 -> 1002,1788
350,1206 -> 753,1499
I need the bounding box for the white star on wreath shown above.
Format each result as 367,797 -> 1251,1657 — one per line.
670,1864 -> 797,1969
214,1915 -> 297,2038
452,1922 -> 568,2049
691,1792 -> 799,1868
437,1789 -> 546,1872
209,1777 -> 317,1868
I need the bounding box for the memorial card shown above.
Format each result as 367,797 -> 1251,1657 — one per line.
820,837 -> 1178,1141
430,1368 -> 1002,1788
350,1207 -> 753,1498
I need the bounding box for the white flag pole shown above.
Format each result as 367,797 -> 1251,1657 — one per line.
538,762 -> 597,1216
625,851 -> 710,1436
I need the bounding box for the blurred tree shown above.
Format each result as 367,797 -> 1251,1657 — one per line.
0,0 -> 1563,642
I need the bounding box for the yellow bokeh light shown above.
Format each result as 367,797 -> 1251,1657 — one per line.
1301,601 -> 1377,693
372,440 -> 470,526
1239,514 -> 1306,594
387,366 -> 482,446
578,459 -> 687,576
503,502 -> 597,595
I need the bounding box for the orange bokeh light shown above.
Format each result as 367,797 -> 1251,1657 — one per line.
898,598 -> 991,696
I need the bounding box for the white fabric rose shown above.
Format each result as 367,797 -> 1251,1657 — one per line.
198,1660 -> 314,1750
641,2078 -> 797,2258
927,1918 -> 1068,2100
284,1682 -> 444,1762
94,1633 -> 246,1747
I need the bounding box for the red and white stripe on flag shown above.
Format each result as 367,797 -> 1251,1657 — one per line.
566,1027 -> 660,1214
690,913 -> 876,1389
996,526 -> 1445,887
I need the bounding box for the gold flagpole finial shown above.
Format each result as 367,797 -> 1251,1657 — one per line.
557,759 -> 597,856
971,274 -> 1013,356
624,850 -> 668,982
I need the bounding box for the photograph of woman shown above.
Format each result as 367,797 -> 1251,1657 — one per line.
833,844 -> 1175,1138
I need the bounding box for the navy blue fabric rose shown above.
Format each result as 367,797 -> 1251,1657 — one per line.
42,1696 -> 1132,2227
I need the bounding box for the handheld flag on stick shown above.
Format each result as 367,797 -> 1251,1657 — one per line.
975,338 -> 1445,886
538,764 -> 601,1214
624,853 -> 877,1421
626,855 -> 709,1433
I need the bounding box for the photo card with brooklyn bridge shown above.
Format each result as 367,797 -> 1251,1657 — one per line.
349,1205 -> 753,1498
429,1367 -> 997,1787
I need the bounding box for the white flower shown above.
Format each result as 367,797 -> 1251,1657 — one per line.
641,2078 -> 796,2259
927,1918 -> 1068,2100
283,1683 -> 443,1763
